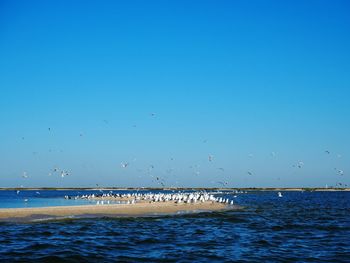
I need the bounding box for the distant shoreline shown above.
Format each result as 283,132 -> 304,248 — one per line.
0,187 -> 349,191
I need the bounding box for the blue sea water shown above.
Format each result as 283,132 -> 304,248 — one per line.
0,190 -> 349,262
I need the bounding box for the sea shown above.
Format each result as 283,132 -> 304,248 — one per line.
0,190 -> 349,262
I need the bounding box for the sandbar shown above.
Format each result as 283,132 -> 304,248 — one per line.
0,201 -> 236,221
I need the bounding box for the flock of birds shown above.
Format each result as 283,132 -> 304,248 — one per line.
16,113 -> 347,191
65,191 -> 237,205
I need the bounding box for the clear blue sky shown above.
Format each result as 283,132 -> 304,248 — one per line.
1,0 -> 349,188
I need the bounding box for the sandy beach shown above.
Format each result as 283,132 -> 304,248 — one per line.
0,201 -> 234,221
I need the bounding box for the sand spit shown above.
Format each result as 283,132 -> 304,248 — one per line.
0,201 -> 236,221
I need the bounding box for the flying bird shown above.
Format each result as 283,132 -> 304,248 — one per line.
217,181 -> 228,187
208,155 -> 213,162
121,162 -> 129,168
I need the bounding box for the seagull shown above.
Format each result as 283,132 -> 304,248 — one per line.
208,155 -> 213,162
278,192 -> 283,198
294,161 -> 304,168
218,168 -> 225,172
121,162 -> 129,168
36,191 -> 40,195
247,171 -> 253,176
325,150 -> 330,154
16,190 -> 20,195
150,113 -> 156,117
61,171 -> 69,178
217,181 -> 228,187
335,168 -> 344,176
22,172 -> 28,178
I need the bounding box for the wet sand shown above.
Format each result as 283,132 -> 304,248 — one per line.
0,201 -> 234,221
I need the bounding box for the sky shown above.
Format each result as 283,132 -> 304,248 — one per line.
0,0 -> 349,188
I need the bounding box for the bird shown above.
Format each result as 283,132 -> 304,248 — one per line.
247,171 -> 253,176
217,181 -> 228,187
121,162 -> 129,168
61,171 -> 69,178
278,192 -> 283,198
16,190 -> 20,195
325,150 -> 330,154
294,161 -> 304,168
335,168 -> 344,176
208,155 -> 213,162
22,172 -> 28,178
218,168 -> 225,172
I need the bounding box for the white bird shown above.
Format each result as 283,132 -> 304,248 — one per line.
336,169 -> 344,176
22,172 -> 28,178
121,162 -> 129,168
278,192 -> 283,198
16,190 -> 20,195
